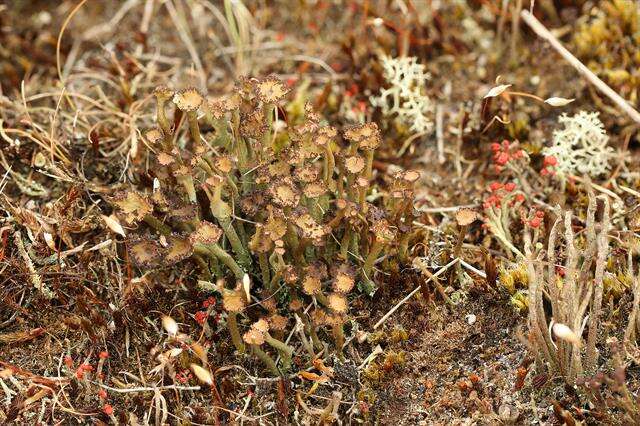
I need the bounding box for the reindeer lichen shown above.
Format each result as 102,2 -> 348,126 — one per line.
542,111 -> 613,179
370,56 -> 434,134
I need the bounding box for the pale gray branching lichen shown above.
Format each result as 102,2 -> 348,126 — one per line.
542,111 -> 613,178
370,56 -> 434,134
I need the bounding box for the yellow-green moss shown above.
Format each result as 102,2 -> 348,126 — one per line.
573,0 -> 640,101
603,271 -> 632,300
499,262 -> 529,295
368,326 -> 408,346
363,350 -> 407,383
388,327 -> 409,344
510,291 -> 528,313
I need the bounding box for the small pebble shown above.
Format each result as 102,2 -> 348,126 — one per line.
466,314 -> 477,325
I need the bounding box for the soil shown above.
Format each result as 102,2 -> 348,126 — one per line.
2,1 -> 640,425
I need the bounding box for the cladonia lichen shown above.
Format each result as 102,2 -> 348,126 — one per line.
542,110 -> 613,179
370,55 -> 434,134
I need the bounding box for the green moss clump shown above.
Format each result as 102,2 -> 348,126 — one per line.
388,327 -> 409,344
498,262 -> 529,295
368,326 -> 409,346
603,271 -> 632,301
573,0 -> 640,102
363,350 -> 407,383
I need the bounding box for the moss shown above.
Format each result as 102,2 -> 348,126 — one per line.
506,115 -> 530,141
573,0 -> 640,100
363,350 -> 407,383
368,327 -> 408,346
510,291 -> 528,313
388,327 -> 409,344
367,331 -> 387,346
363,363 -> 383,382
356,389 -> 377,405
499,261 -> 529,296
603,271 -> 632,301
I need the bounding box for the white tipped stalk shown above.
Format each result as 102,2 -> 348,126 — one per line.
484,84 -> 511,99
167,348 -> 183,358
242,273 -> 251,303
552,322 -> 581,346
162,315 -> 179,336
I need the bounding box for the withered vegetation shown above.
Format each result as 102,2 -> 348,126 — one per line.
2,1 -> 640,425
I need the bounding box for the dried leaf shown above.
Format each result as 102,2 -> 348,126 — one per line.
242,273 -> 251,303
101,215 -> 126,237
166,348 -> 183,358
43,232 -> 56,250
514,366 -> 528,391
0,327 -> 44,344
312,359 -> 334,377
23,389 -> 50,407
299,371 -> 324,381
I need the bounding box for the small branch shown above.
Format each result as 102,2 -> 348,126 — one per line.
520,10 -> 640,124
95,382 -> 201,393
415,204 -> 479,213
459,259 -> 487,278
506,91 -> 544,103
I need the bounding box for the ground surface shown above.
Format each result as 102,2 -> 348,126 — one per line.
2,1 -> 640,425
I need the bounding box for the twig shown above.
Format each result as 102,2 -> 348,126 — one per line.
617,184 -> 640,199
459,259 -> 487,278
510,0 -> 523,62
416,204 -> 479,213
520,10 -> 640,124
164,0 -> 207,88
286,55 -> 337,77
95,382 -> 201,393
82,0 -> 140,40
373,258 -> 458,329
397,130 -> 429,157
56,0 -> 88,83
357,345 -> 383,370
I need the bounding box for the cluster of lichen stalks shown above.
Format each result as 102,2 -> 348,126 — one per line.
111,76 -> 419,374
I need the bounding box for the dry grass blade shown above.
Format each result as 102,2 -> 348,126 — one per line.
520,10 -> 640,124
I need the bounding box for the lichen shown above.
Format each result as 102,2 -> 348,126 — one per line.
370,56 -> 434,134
542,111 -> 613,179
